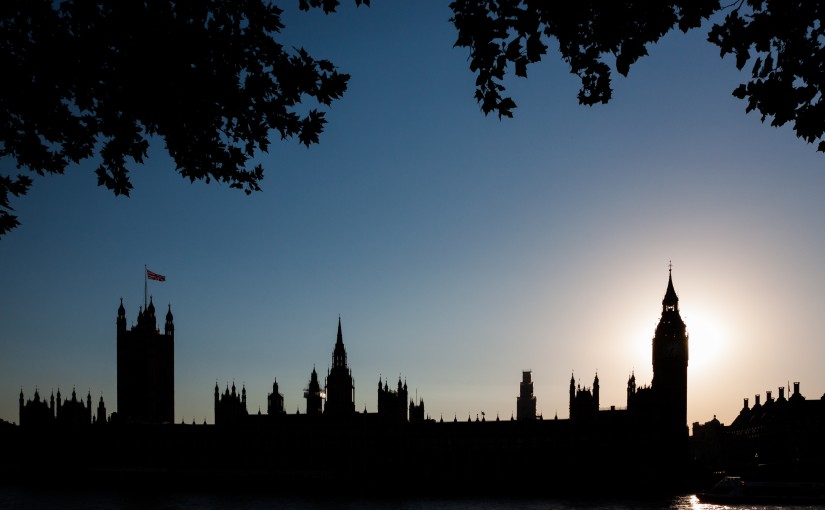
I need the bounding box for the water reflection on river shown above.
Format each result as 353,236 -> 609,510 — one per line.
0,490 -> 820,510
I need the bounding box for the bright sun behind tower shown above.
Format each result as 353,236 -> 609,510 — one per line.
684,309 -> 727,376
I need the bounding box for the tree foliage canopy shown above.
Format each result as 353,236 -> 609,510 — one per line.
709,1 -> 825,150
449,0 -> 825,151
0,0 -> 365,236
1,1 -> 823,237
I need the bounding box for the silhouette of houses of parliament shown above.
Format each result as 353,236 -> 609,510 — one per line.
16,271 -> 689,435
212,269 -> 688,437
213,317 -> 427,426
13,268 -> 824,493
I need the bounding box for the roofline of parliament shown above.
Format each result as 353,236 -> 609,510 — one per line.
19,267 -> 690,437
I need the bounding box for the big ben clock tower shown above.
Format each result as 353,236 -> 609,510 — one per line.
651,265 -> 689,444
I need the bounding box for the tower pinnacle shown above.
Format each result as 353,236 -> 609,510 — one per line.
662,264 -> 679,312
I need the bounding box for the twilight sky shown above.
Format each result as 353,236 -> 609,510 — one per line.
2,3 -> 824,427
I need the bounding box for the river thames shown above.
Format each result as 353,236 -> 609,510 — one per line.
0,490 -> 821,510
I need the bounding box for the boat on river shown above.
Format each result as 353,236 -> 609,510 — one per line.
698,476 -> 825,505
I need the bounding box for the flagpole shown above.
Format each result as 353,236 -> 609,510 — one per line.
144,264 -> 147,310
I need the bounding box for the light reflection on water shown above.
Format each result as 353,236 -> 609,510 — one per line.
0,491 -> 822,510
673,494 -> 825,510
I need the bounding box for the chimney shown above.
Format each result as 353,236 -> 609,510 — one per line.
755,394 -> 761,406
794,382 -> 800,396
743,397 -> 749,410
766,390 -> 773,402
778,387 -> 785,400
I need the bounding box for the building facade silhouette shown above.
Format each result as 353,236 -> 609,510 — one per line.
569,372 -> 599,421
692,381 -> 825,477
378,376 -> 408,422
565,268 -> 690,462
116,297 -> 174,423
214,382 -> 247,426
19,387 -> 106,427
9,268 -> 744,495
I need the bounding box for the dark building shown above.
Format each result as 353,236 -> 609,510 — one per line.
626,371 -> 656,416
694,381 -> 825,476
304,367 -> 323,416
267,379 -> 285,415
214,382 -> 247,426
19,387 -> 104,427
691,415 -> 723,471
96,395 -> 106,424
18,389 -> 51,428
324,317 -> 355,417
116,297 -> 175,424
566,268 -> 689,462
58,388 -> 93,427
517,370 -> 537,420
377,376 -> 408,422
409,396 -> 425,423
569,372 -> 599,421
9,268 -> 714,496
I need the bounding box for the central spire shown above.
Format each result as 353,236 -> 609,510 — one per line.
325,316 -> 355,416
332,316 -> 347,369
662,264 -> 679,312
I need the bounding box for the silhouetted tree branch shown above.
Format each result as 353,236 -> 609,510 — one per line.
450,1 -> 825,154
709,1 -> 825,151
3,1 -> 822,237
0,0 -> 367,237
449,1 -> 719,117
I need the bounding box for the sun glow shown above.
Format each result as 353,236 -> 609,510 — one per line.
685,310 -> 727,375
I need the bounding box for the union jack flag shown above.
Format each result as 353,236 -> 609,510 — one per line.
146,269 -> 166,282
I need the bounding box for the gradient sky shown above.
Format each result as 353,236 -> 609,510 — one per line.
2,3 -> 824,428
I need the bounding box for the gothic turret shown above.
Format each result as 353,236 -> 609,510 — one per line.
214,381 -> 219,416
306,367 -> 323,416
165,305 -> 174,336
593,373 -> 600,411
626,371 -> 637,409
267,378 -> 284,415
97,395 -> 106,424
117,298 -> 126,334
145,296 -> 157,330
